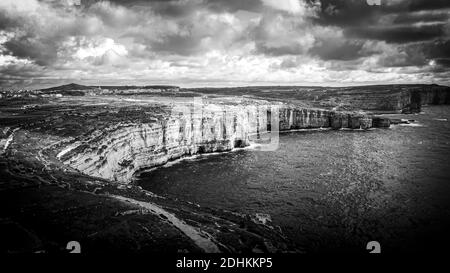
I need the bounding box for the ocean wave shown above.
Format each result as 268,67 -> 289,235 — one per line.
399,123 -> 424,127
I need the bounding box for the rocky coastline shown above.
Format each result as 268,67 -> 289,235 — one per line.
58,102 -> 380,183
0,84 -> 449,253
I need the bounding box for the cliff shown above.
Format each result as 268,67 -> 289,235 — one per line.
58,99 -> 375,183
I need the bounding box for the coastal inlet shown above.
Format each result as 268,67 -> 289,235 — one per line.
138,105 -> 450,252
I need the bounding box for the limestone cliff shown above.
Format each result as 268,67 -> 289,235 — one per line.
58,100 -> 376,183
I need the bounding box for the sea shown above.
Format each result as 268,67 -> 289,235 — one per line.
138,105 -> 450,253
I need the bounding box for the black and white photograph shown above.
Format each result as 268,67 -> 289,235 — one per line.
1,0 -> 450,265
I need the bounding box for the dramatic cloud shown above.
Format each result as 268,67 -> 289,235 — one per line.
0,0 -> 449,89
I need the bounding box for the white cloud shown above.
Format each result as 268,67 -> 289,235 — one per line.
261,0 -> 306,14
74,38 -> 128,60
0,0 -> 40,13
0,55 -> 32,66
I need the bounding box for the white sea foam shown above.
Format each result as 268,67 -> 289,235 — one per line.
399,123 -> 424,127
280,127 -> 332,133
254,213 -> 272,225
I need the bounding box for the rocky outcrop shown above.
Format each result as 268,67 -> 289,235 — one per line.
59,101 -> 377,183
372,117 -> 391,128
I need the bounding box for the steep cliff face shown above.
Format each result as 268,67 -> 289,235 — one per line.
60,103 -> 264,182
398,85 -> 450,113
278,108 -> 372,130
59,101 -> 375,183
419,85 -> 450,105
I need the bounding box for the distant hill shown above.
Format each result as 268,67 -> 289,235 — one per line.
39,83 -> 95,92
39,83 -> 179,92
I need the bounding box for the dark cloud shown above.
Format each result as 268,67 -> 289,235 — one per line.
131,0 -> 197,18
393,11 -> 449,24
310,0 -> 450,45
311,0 -> 450,26
83,0 -> 263,17
79,0 -> 197,18
409,39 -> 450,67
309,0 -> 383,27
97,0 -> 263,11
205,0 -> 263,13
420,40 -> 450,60
346,23 -> 447,43
406,0 -> 450,12
0,64 -> 45,79
0,7 -> 57,65
256,44 -> 306,56
435,58 -> 450,67
310,39 -> 370,61
377,39 -> 450,68
148,34 -> 205,55
0,1 -> 106,67
4,36 -> 58,66
377,46 -> 427,68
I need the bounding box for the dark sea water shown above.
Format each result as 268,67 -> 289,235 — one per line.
138,106 -> 450,253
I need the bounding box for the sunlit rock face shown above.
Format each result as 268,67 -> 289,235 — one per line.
60,101 -> 375,183
279,108 -> 331,130
60,103 -> 271,182
278,108 -> 372,130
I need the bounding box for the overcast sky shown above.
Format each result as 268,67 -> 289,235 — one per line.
0,0 -> 449,89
